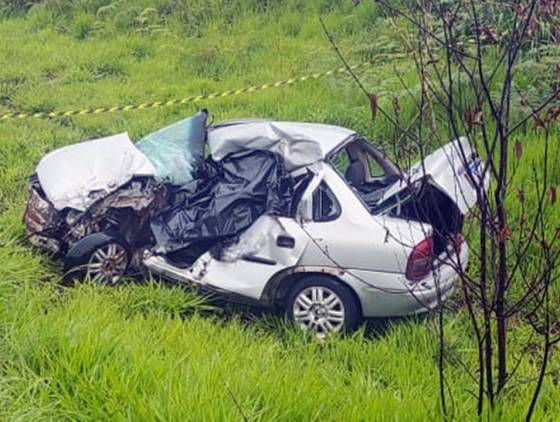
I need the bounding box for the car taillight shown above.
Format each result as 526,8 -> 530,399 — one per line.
406,237 -> 434,281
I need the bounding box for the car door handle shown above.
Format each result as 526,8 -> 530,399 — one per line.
277,235 -> 295,249
242,255 -> 277,265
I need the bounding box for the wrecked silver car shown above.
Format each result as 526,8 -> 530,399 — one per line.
24,111 -> 486,336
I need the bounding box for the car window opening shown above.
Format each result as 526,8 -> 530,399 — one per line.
330,138 -> 400,211
312,181 -> 341,222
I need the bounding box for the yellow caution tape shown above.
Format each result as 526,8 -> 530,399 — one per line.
0,55 -> 407,121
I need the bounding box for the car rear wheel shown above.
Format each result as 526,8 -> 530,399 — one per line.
63,232 -> 131,285
286,276 -> 362,337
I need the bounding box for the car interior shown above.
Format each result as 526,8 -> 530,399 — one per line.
330,138 -> 401,210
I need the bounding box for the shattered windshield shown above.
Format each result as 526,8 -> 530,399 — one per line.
136,110 -> 208,185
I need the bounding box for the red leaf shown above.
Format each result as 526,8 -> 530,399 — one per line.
498,226 -> 512,242
515,139 -> 523,159
392,97 -> 401,115
444,11 -> 458,29
547,106 -> 560,122
533,114 -> 546,129
368,93 -> 378,121
481,26 -> 499,43
551,186 -> 557,205
513,4 -> 526,18
517,187 -> 525,203
465,108 -> 474,130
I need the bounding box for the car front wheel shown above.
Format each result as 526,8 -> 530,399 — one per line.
286,276 -> 362,337
63,231 -> 131,285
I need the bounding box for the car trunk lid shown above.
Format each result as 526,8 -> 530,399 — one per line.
380,137 -> 485,214
376,137 -> 487,254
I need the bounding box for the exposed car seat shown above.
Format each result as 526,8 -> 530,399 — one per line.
344,155 -> 401,211
345,158 -> 366,188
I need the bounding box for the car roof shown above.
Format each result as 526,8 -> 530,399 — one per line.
209,120 -> 357,161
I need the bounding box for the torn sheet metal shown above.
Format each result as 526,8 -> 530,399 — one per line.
36,132 -> 155,211
150,150 -> 294,252
24,175 -> 163,255
23,183 -> 61,236
63,177 -> 163,244
208,121 -> 355,170
163,216 -> 311,300
218,215 -> 298,262
136,110 -> 207,185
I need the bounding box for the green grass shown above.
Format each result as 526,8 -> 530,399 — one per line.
0,1 -> 559,420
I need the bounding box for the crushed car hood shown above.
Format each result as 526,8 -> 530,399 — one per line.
380,137 -> 485,214
36,132 -> 155,211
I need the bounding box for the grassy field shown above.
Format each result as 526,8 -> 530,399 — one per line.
0,1 -> 559,420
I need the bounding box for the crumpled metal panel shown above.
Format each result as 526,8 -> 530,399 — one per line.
23,185 -> 60,235
63,177 -> 163,244
91,179 -> 161,212
217,215 -> 305,263
143,215 -> 311,301
24,175 -> 162,254
208,121 -> 355,171
36,132 -> 155,211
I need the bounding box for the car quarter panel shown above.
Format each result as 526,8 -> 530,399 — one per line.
297,165 -> 432,274
352,242 -> 469,316
290,241 -> 469,317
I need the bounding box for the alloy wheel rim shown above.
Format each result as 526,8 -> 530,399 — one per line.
86,243 -> 128,284
293,286 -> 345,336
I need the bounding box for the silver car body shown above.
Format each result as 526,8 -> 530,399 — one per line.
33,120 -> 482,317
144,121 -> 481,317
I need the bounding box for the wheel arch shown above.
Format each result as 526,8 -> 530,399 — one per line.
263,268 -> 363,318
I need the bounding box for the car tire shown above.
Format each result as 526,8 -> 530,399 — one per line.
63,231 -> 131,285
286,276 -> 362,337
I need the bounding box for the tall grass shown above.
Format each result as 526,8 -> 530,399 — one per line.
0,0 -> 558,420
